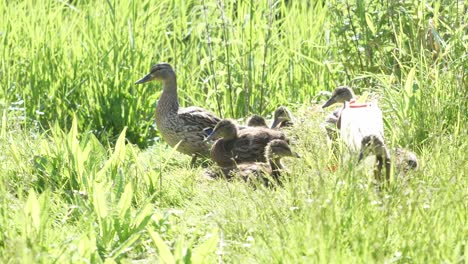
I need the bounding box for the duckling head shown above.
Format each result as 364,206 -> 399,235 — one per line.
358,135 -> 387,162
246,115 -> 268,127
271,106 -> 293,128
265,139 -> 301,160
135,63 -> 175,84
274,106 -> 292,122
322,86 -> 354,108
395,148 -> 419,171
205,119 -> 238,141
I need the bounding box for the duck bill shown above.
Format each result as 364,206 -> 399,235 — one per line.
322,97 -> 336,108
293,152 -> 301,158
135,73 -> 153,84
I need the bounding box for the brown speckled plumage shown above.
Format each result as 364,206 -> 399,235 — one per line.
246,106 -> 293,129
246,114 -> 268,128
206,119 -> 289,167
205,139 -> 299,186
135,63 -> 220,164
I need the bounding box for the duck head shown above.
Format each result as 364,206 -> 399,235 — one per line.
135,63 -> 175,84
246,115 -> 268,127
266,139 -> 301,160
322,86 -> 354,108
204,119 -> 238,141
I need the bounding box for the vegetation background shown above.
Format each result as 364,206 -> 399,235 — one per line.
0,0 -> 466,263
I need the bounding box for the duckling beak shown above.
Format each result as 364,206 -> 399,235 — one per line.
271,119 -> 280,129
292,152 -> 301,158
135,73 -> 153,84
322,96 -> 336,108
358,151 -> 364,162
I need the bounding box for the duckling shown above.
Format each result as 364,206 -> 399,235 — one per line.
358,135 -> 391,182
393,148 -> 419,173
205,139 -> 300,186
205,119 -> 289,167
135,63 -> 221,165
246,106 -> 293,129
246,114 -> 268,128
271,106 -> 294,129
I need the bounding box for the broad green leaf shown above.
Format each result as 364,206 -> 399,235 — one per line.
365,13 -> 376,35
147,228 -> 175,264
109,232 -> 142,259
133,203 -> 153,231
117,183 -> 133,219
405,67 -> 416,95
191,229 -> 219,264
25,190 -> 40,232
93,183 -> 108,219
404,67 -> 416,115
96,127 -> 127,179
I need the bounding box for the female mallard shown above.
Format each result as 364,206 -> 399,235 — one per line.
205,119 -> 289,167
246,106 -> 293,129
205,139 -> 300,186
135,63 -> 221,165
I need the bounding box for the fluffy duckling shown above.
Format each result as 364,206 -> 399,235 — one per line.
358,135 -> 391,182
271,106 -> 294,129
246,114 -> 268,128
393,148 -> 419,173
206,139 -> 300,186
246,106 -> 293,129
135,63 -> 221,165
205,119 -> 289,167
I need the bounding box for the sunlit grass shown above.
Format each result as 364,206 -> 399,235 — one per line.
0,0 -> 466,262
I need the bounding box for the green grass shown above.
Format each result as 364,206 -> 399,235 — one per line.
0,0 -> 467,263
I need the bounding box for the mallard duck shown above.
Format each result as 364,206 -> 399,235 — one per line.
358,135 -> 391,182
271,106 -> 293,128
135,63 -> 221,165
205,139 -> 300,186
322,86 -> 355,140
246,114 -> 268,128
205,119 -> 289,167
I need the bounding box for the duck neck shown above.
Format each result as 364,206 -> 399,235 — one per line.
268,157 -> 283,181
223,130 -> 238,142
268,157 -> 283,171
158,75 -> 179,115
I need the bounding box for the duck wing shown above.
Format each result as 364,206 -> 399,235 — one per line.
178,106 -> 221,134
